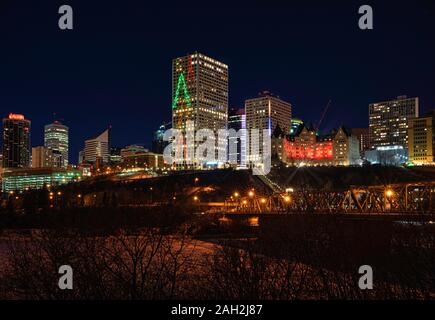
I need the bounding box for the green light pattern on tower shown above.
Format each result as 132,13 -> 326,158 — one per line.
172,72 -> 192,109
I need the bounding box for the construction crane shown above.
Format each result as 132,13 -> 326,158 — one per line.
316,99 -> 332,131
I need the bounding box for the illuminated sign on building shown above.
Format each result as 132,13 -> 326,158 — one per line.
8,113 -> 25,120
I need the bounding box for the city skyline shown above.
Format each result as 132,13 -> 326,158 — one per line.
1,1 -> 435,163
1,1 -> 435,304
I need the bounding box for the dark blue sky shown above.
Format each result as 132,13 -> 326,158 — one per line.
1,0 -> 435,163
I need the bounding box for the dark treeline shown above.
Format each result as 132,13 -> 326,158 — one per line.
0,226 -> 433,300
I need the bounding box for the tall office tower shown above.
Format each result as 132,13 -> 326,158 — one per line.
228,107 -> 246,165
352,127 -> 370,157
245,91 -> 292,135
245,91 -> 292,162
369,95 -> 419,150
83,128 -> 110,164
408,110 -> 435,165
172,52 -> 228,166
44,121 -> 69,168
2,113 -> 31,168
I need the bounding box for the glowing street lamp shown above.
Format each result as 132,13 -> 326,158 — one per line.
261,198 -> 267,204
248,190 -> 255,197
385,189 -> 394,198
284,196 -> 291,203
233,192 -> 239,198
193,196 -> 199,202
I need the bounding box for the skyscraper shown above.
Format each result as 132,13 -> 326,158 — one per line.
245,91 -> 292,135
2,113 -> 31,168
172,52 -> 228,166
245,91 -> 292,162
83,128 -> 110,164
44,121 -> 69,168
369,96 -> 419,150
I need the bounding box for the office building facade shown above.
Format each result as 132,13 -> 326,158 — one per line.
408,111 -> 435,165
172,52 -> 228,166
83,128 -> 110,164
369,96 -> 419,150
245,91 -> 292,163
2,113 -> 31,168
44,121 -> 69,168
32,146 -> 63,168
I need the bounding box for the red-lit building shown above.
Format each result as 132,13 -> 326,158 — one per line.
273,126 -> 360,166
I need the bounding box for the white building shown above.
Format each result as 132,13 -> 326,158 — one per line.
83,128 -> 110,164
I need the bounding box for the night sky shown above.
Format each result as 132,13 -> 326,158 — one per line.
1,0 -> 435,164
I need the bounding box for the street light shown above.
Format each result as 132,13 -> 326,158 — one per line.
261,198 -> 267,204
233,192 -> 239,198
284,196 -> 291,203
385,189 -> 394,198
193,196 -> 199,202
248,190 -> 255,197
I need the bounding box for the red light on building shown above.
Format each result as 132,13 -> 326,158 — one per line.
8,113 -> 25,120
284,139 -> 333,161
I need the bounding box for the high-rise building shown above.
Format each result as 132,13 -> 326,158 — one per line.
172,52 -> 228,166
228,108 -> 247,165
32,146 -> 63,168
83,128 -> 110,164
408,110 -> 435,165
44,121 -> 69,168
245,91 -> 292,163
352,127 -> 370,157
245,91 -> 292,135
2,113 -> 31,168
369,96 -> 419,150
